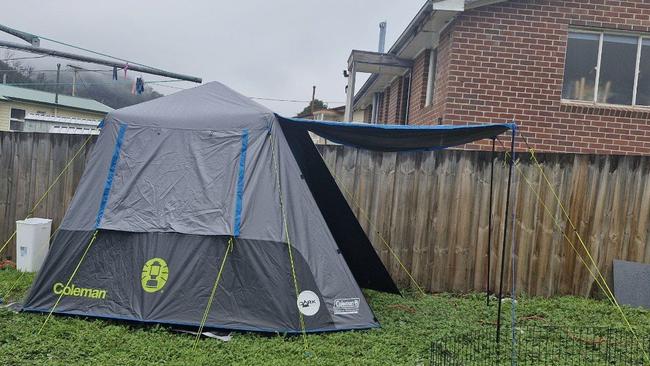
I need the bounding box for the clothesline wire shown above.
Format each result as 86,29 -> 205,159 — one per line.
1,81 -> 344,104
1,54 -> 49,62
0,68 -> 112,73
2,80 -> 183,87
2,42 -> 343,104
32,34 -> 167,73
249,96 -> 345,104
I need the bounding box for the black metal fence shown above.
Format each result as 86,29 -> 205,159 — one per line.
430,326 -> 650,365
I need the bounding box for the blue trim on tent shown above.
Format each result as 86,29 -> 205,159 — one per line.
284,117 -> 516,131
233,129 -> 249,237
95,123 -> 127,229
20,306 -> 380,334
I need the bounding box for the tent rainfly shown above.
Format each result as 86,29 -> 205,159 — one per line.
23,81 -> 515,333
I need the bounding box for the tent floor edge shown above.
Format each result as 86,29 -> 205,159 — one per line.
21,306 -> 380,334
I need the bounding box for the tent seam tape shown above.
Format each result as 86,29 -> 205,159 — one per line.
95,123 -> 127,229
233,129 -> 249,237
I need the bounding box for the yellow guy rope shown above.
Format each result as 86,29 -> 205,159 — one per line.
496,135 -> 649,362
0,133 -> 94,257
495,138 -> 615,302
270,131 -> 308,348
323,160 -> 426,297
529,150 -> 620,298
512,156 -> 614,305
0,271 -> 25,302
193,237 -> 234,350
1,226 -> 61,304
524,146 -> 649,363
37,229 -> 99,335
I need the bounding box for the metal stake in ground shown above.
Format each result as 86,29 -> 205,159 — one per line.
496,128 -> 515,344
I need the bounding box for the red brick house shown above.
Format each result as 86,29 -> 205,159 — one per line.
344,0 -> 650,154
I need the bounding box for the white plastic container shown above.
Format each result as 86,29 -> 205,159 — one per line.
16,218 -> 52,272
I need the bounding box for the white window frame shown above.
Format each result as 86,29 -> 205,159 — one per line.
9,108 -> 26,131
564,29 -> 648,107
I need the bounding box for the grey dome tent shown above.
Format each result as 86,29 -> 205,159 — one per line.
23,81 -> 513,333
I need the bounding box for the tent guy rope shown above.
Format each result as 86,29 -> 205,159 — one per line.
193,237 -> 234,350
0,133 -> 95,259
319,152 -> 427,297
271,130 -> 308,349
495,134 -> 650,363
37,230 -> 99,335
518,132 -> 650,363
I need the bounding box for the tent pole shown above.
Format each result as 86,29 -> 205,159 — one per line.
496,129 -> 515,344
486,138 -> 496,307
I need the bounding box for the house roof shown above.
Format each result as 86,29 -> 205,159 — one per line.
0,84 -> 113,113
353,0 -> 508,108
294,105 -> 345,119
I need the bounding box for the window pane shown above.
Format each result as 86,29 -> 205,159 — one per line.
636,39 -> 650,106
10,120 -> 24,131
563,32 -> 599,101
10,108 -> 25,120
597,34 -> 637,105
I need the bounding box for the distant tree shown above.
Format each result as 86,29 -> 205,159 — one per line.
298,99 -> 327,116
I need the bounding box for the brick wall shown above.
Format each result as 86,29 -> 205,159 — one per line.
386,76 -> 404,123
406,50 -> 430,123
363,104 -> 373,123
404,0 -> 650,155
379,89 -> 390,123
373,27 -> 454,126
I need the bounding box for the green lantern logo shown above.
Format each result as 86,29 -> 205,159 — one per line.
141,258 -> 169,293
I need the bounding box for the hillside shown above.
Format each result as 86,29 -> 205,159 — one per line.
0,58 -> 163,109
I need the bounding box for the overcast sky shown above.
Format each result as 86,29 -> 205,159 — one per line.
0,1 -> 424,115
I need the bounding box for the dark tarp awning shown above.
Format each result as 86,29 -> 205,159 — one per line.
278,116 -> 515,295
279,117 -> 515,152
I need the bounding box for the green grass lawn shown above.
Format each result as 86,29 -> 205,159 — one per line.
1,268 -> 649,365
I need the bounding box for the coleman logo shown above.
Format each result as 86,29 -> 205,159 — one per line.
297,290 -> 320,316
141,258 -> 169,293
53,283 -> 107,299
334,298 -> 360,315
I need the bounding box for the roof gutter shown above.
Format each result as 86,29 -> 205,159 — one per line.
352,0 -> 511,109
387,0 -> 435,56
3,96 -> 111,114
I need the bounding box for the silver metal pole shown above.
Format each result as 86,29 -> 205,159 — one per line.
378,22 -> 387,53
72,70 -> 76,96
0,39 -> 202,83
0,24 -> 40,46
343,63 -> 356,122
55,63 -> 60,104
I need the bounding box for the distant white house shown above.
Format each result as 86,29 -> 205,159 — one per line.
24,113 -> 101,135
0,84 -> 112,134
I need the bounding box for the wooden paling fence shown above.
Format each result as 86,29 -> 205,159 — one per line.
316,145 -> 650,298
1,132 -> 649,297
0,132 -> 96,261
